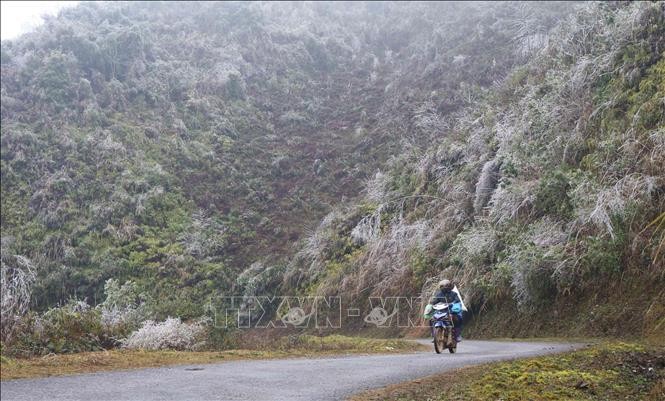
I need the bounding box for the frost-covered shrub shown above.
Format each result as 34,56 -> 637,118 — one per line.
236,262 -> 284,299
285,209 -> 346,287
278,110 -> 309,126
488,180 -> 536,225
498,220 -> 567,309
98,278 -> 149,335
365,171 -> 388,203
573,174 -> 658,239
533,170 -> 573,219
473,158 -> 500,214
0,250 -> 35,343
350,204 -> 384,245
509,243 -> 557,310
177,210 -> 228,259
451,226 -> 499,268
367,218 -> 433,261
122,317 -> 206,350
235,262 -> 286,326
353,217 -> 435,294
529,218 -> 568,248
10,300 -> 109,355
6,278 -> 153,355
445,226 -> 501,300
412,100 -> 448,133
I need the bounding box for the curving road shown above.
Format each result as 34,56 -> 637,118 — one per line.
1,340 -> 580,401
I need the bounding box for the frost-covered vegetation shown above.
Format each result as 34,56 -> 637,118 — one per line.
121,317 -> 206,351
282,1 -> 665,337
1,1 -> 663,353
2,1 -> 563,315
1,277 -> 213,356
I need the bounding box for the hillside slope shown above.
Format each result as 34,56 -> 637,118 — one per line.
282,1 -> 665,339
1,1 -> 575,316
1,1 -> 662,343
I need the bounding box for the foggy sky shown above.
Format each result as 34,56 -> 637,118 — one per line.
1,1 -> 79,40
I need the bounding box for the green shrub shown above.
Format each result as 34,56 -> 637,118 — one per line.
10,300 -> 111,356
580,235 -> 623,277
409,248 -> 440,288
98,278 -> 149,337
500,240 -> 559,310
534,170 -> 573,219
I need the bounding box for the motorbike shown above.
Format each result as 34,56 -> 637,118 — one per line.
430,302 -> 457,354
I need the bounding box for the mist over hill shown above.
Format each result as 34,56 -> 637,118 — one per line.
1,1 -> 663,346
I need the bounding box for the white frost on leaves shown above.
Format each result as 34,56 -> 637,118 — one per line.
364,171 -> 388,203
574,174 -> 658,239
0,251 -> 35,342
367,217 -> 433,262
473,158 -> 500,214
350,205 -> 384,245
122,317 -> 206,350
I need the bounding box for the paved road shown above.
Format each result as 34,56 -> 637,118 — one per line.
1,340 -> 581,401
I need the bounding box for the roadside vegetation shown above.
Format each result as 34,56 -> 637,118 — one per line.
349,342 -> 665,401
0,334 -> 424,380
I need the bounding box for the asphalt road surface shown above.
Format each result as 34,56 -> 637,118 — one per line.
2,340 -> 581,401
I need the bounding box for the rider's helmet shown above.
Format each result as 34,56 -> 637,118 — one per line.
438,279 -> 453,291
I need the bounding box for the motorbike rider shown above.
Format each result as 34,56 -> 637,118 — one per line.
430,279 -> 463,342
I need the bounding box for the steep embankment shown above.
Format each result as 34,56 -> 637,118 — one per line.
283,2 -> 665,340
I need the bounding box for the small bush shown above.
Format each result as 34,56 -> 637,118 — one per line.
122,317 -> 206,350
10,300 -> 111,356
1,252 -> 35,343
99,278 -> 149,336
534,170 -> 573,219
579,235 -> 624,277
3,279 -> 153,356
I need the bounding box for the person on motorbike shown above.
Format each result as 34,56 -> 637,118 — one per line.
430,279 -> 463,342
